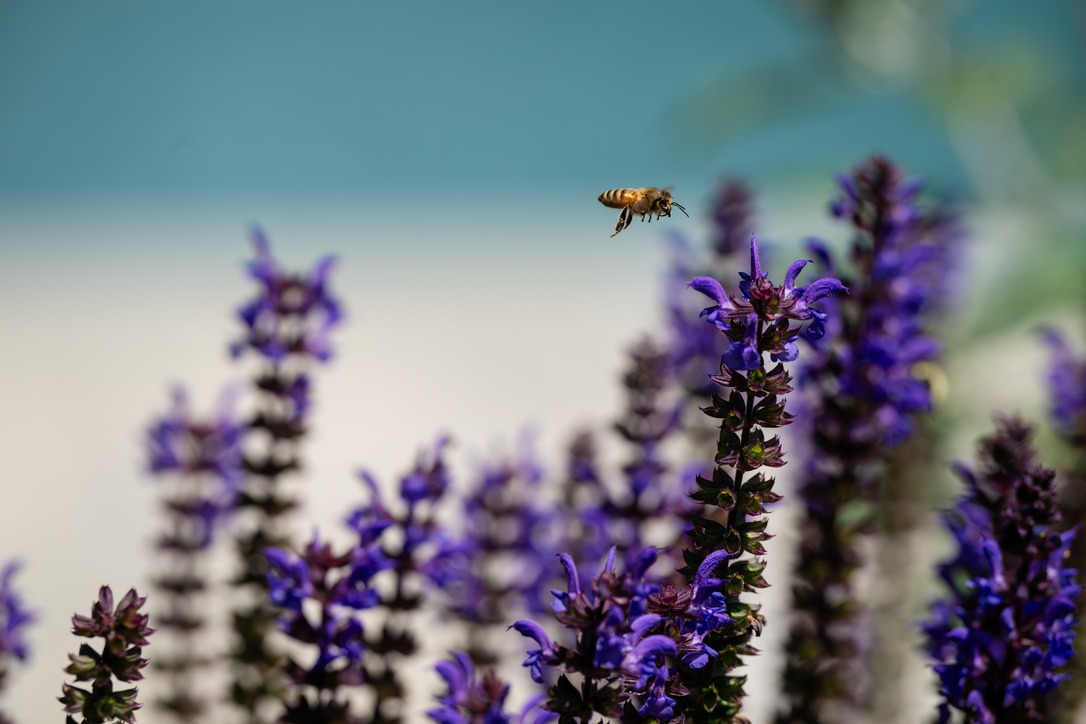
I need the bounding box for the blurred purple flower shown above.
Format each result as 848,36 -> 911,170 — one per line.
231,227 -> 343,363
0,560 -> 34,667
428,651 -> 555,724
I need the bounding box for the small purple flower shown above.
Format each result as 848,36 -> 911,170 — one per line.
428,651 -> 555,724
509,620 -> 555,685
0,560 -> 35,667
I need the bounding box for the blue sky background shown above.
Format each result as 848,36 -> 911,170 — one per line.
0,2 -> 1084,721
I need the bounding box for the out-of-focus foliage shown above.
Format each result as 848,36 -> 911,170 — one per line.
669,0 -> 1086,339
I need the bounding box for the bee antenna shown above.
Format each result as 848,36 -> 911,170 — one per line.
673,202 -> 689,217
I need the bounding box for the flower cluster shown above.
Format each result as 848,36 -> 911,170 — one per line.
29,162 -> 1086,724
430,436 -> 560,660
344,435 -> 459,720
924,418 -> 1080,722
819,154 -> 948,446
59,587 -> 154,724
681,235 -> 844,719
264,532 -> 389,721
512,548 -> 732,721
231,226 -> 342,365
778,155 -> 954,721
145,387 -> 243,719
146,387 -> 243,551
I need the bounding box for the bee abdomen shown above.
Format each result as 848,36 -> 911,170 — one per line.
598,188 -> 637,209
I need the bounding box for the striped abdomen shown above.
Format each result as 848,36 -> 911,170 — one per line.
598,188 -> 641,210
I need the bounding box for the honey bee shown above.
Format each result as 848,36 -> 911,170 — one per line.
598,187 -> 689,238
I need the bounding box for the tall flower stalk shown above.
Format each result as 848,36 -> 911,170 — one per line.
923,418 -> 1080,722
777,155 -> 951,722
228,229 -> 342,720
59,587 -> 155,724
679,236 -> 845,720
145,387 -> 242,720
345,435 -> 457,723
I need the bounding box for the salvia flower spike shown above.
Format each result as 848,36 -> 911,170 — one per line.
923,418 -> 1080,723
59,587 -> 154,724
680,234 -> 844,721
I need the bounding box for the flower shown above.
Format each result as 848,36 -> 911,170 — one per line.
428,651 -> 554,724
59,587 -> 154,724
265,532 -> 388,677
0,560 -> 35,666
231,227 -> 343,363
678,233 -> 843,720
778,155 -> 956,722
923,418 -> 1080,722
1041,329 -> 1086,438
511,548 -> 732,721
146,386 -> 243,548
689,235 -> 846,370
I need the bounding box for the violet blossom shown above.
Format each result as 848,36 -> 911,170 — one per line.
923,418 -> 1080,723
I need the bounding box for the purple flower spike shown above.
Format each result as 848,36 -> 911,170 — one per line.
676,220 -> 840,718
923,419 -> 1080,722
780,155 -> 958,722
60,586 -> 154,724
263,530 -> 389,719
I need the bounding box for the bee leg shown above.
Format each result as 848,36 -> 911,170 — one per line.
611,206 -> 633,237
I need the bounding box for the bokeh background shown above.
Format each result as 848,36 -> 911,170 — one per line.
1,1 -> 1084,721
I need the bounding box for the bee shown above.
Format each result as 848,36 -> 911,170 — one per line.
598,187 -> 689,238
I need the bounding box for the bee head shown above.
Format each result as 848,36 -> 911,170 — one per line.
654,194 -> 677,217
